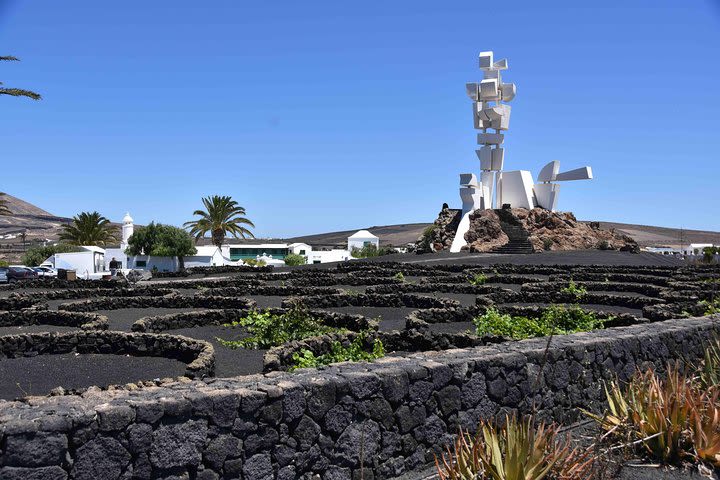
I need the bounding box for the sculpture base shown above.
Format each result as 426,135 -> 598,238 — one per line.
416,205 -> 639,254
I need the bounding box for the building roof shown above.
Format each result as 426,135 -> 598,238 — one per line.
348,230 -> 378,239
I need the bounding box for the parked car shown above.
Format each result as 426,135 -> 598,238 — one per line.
6,266 -> 38,282
33,266 -> 57,277
0,267 -> 8,283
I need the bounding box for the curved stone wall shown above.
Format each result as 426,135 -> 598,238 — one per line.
132,308 -> 378,334
0,331 -> 214,379
58,295 -> 257,312
0,315 -> 718,479
0,310 -> 109,330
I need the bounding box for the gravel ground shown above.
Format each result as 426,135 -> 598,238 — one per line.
428,322 -> 475,335
0,353 -> 187,400
319,306 -> 414,332
0,324 -> 78,336
166,325 -> 266,378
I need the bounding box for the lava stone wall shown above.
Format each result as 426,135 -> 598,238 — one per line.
0,331 -> 214,379
0,315 -> 719,480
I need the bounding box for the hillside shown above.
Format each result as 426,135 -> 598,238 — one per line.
0,193 -> 71,238
288,219 -> 720,248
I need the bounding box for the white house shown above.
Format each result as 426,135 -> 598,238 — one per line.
347,230 -> 379,252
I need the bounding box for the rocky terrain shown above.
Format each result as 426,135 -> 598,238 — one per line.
417,205 -> 638,253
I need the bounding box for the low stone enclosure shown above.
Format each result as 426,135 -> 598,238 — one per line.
0,316 -> 718,480
0,261 -> 719,479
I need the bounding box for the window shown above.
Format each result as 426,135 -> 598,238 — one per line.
299,249 -> 306,255
313,260 -> 321,264
135,260 -> 147,267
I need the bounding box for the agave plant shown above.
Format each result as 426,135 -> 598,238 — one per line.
591,363 -> 720,467
700,336 -> 720,389
436,415 -> 594,480
690,390 -> 720,467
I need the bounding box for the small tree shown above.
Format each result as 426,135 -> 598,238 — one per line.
125,223 -> 197,271
284,253 -> 306,266
184,195 -> 255,249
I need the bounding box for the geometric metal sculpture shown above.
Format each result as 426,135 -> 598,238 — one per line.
450,51 -> 594,251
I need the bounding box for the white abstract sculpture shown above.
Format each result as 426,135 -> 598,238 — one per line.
450,51 -> 593,252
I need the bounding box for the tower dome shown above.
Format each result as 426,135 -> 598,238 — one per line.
122,212 -> 134,224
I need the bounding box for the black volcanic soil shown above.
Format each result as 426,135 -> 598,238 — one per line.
0,353 -> 186,401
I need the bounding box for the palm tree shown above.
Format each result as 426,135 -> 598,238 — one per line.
59,211 -> 118,246
184,195 -> 255,249
0,192 -> 11,216
1,56 -> 41,100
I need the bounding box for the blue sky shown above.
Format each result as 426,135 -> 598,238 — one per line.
1,1 -> 719,237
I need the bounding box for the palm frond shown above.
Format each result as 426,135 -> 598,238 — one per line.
0,88 -> 41,100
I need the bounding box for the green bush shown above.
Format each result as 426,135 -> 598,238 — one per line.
542,237 -> 554,251
242,258 -> 267,267
394,271 -> 405,282
468,272 -> 487,286
0,260 -> 8,267
473,305 -> 604,340
291,332 -> 385,370
284,253 -> 306,266
351,244 -> 396,259
701,298 -> 720,316
560,280 -> 587,299
218,301 -> 336,349
21,244 -> 82,267
596,239 -> 611,250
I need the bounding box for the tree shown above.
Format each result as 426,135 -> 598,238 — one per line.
59,211 -> 118,246
125,222 -> 197,270
284,253 -> 306,266
0,192 -> 11,216
19,230 -> 27,250
184,195 -> 255,249
1,56 -> 41,100
22,244 -> 81,267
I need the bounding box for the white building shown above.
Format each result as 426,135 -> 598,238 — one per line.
645,243 -> 718,257
307,249 -> 352,264
347,230 -> 379,252
43,246 -> 106,279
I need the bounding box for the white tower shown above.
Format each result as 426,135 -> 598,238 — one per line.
121,212 -> 134,249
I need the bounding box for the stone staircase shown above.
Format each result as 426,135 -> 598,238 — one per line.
491,210 -> 534,254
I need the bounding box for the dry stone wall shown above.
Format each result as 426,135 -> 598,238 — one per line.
1,315 -> 719,480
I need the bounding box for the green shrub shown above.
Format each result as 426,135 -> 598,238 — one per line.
473,305 -> 603,340
21,243 -> 82,267
468,272 -> 487,286
542,237 -> 554,251
473,308 -> 551,339
218,301 -> 336,349
701,298 -> 720,316
540,304 -> 603,333
242,258 -> 267,267
291,332 -> 385,370
394,271 -> 405,282
596,239 -> 611,250
0,260 -> 8,267
351,243 -> 395,258
560,280 -> 587,299
284,253 -> 306,266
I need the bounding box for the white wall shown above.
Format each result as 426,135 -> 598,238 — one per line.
307,249 -> 351,264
